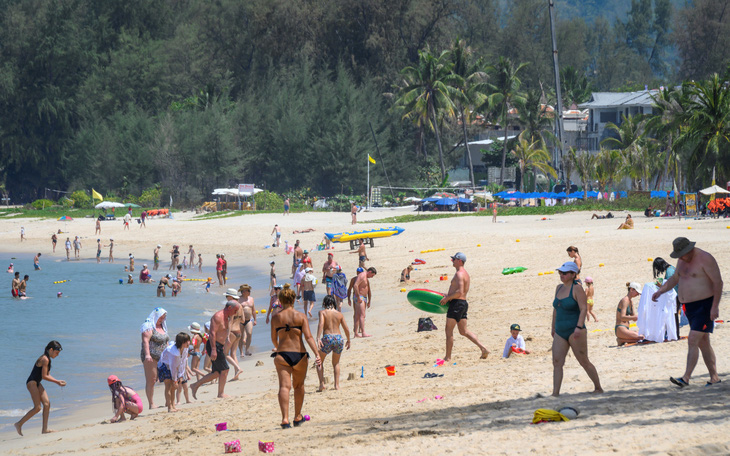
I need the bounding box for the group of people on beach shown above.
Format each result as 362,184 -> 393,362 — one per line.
12,204 -> 723,435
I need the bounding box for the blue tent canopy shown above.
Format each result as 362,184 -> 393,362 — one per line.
435,198 -> 457,205
420,197 -> 439,202
456,198 -> 472,203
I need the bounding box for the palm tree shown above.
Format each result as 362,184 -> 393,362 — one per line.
560,66 -> 593,107
647,86 -> 688,189
396,48 -> 460,180
676,74 -> 730,188
515,88 -> 555,148
510,131 -> 557,192
601,114 -> 648,190
488,57 -> 528,185
594,148 -> 624,193
449,39 -> 489,188
570,148 -> 596,199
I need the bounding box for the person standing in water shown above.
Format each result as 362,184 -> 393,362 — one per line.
153,245 -> 161,271
439,253 -> 489,361
105,239 -> 114,263
15,341 -> 66,436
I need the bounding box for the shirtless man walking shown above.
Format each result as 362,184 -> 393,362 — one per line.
351,203 -> 357,225
238,285 -> 256,356
291,240 -> 303,278
190,293 -> 241,399
96,239 -> 102,264
439,253 -> 489,361
353,267 -> 376,337
321,253 -> 338,296
653,237 -> 723,387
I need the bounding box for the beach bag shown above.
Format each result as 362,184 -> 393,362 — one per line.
417,317 -> 438,332
332,273 -> 348,299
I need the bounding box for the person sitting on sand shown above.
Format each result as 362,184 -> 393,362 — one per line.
316,295 -> 351,391
270,284 -> 321,428
591,212 -> 614,219
502,324 -> 530,358
15,341 -> 66,436
400,265 -> 415,283
616,282 -> 644,346
157,332 -> 191,412
107,375 -> 143,422
618,214 -> 634,229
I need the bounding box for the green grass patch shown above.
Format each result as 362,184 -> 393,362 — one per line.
0,207 -> 175,220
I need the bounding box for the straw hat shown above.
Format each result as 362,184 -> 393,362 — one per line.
224,288 -> 240,298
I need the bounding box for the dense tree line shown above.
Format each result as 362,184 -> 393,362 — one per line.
0,0 -> 728,203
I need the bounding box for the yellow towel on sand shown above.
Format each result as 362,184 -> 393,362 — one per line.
532,409 -> 570,423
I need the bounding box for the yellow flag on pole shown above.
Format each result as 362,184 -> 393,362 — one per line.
92,189 -> 103,201
368,154 -> 376,164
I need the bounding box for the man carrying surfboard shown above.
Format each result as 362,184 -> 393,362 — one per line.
440,253 -> 489,361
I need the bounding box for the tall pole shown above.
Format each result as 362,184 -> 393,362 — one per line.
367,156 -> 370,210
548,0 -> 566,181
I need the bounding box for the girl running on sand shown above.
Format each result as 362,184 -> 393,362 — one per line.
15,341 -> 66,436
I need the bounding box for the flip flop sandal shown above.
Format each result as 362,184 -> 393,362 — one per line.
423,373 -> 436,378
293,416 -> 306,427
281,423 -> 292,429
705,380 -> 722,386
670,377 -> 689,388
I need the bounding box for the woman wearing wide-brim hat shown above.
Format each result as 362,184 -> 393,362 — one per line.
551,262 -> 603,396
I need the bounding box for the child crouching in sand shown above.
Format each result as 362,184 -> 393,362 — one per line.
107,375 -> 143,422
158,332 -> 191,412
502,324 -> 530,358
316,295 -> 351,391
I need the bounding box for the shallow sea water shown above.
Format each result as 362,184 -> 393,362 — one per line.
0,252 -> 275,430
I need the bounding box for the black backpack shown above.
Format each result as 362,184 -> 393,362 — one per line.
417,317 -> 438,332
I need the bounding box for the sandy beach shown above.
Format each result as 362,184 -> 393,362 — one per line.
1,208 -> 729,455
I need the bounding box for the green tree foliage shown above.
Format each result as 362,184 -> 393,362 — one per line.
69,190 -> 91,208
1,0 -> 729,202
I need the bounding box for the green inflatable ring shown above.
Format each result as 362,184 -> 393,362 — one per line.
407,288 -> 448,314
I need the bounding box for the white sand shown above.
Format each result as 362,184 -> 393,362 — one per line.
1,208 -> 729,455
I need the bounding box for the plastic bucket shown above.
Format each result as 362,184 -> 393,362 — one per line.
385,365 -> 395,376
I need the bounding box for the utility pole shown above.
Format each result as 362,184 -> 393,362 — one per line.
548,0 -> 566,182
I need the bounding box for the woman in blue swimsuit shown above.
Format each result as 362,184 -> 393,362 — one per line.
270,284 -> 321,428
551,262 -> 602,396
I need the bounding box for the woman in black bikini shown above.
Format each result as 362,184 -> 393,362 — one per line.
270,284 -> 320,428
15,341 -> 66,436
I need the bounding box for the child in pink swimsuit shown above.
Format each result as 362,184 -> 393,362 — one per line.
107,375 -> 143,422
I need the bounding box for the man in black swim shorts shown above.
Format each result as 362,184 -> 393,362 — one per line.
439,253 -> 489,361
653,237 -> 723,387
190,293 -> 241,399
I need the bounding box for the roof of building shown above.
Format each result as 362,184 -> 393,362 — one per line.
579,90 -> 659,109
